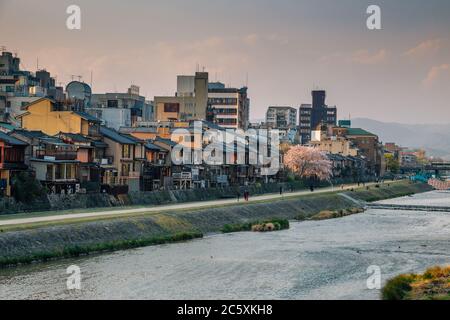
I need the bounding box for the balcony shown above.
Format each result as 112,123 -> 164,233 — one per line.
36,150 -> 78,161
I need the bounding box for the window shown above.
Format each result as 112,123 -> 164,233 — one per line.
66,164 -> 75,180
107,100 -> 119,108
46,165 -> 53,181
122,145 -> 131,158
164,103 -> 180,113
217,118 -> 237,125
55,164 -> 63,180
121,163 -> 131,177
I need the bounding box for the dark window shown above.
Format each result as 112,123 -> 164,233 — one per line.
107,100 -> 119,108
164,103 -> 180,113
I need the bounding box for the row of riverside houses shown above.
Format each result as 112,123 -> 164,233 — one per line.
0,97 -> 171,196
0,96 -> 273,196
1,49 -> 388,198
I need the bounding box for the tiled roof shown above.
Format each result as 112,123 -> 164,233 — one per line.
12,129 -> 49,139
345,128 -> 377,137
59,132 -> 91,143
100,126 -> 137,145
0,131 -> 28,146
144,142 -> 163,151
0,122 -> 17,132
155,136 -> 178,147
74,111 -> 102,123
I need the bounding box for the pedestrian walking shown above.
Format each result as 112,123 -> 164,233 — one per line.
237,191 -> 241,202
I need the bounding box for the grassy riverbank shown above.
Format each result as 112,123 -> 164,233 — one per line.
0,181 -> 432,268
382,266 -> 450,300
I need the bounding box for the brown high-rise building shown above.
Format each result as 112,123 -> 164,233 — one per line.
299,90 -> 337,144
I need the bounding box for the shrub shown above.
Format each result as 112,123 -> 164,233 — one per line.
381,274 -> 415,300
222,219 -> 289,233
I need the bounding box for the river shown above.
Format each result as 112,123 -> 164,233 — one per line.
0,191 -> 449,300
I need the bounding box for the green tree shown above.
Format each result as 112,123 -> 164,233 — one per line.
11,172 -> 46,204
385,154 -> 400,174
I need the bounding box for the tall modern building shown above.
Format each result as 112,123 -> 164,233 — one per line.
265,106 -> 297,129
299,90 -> 337,144
207,82 -> 250,129
154,72 -> 209,122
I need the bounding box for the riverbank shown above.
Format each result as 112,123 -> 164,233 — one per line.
0,181 -> 432,268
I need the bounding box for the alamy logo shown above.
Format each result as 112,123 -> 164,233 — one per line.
66,5 -> 81,30
170,121 -> 280,176
66,265 -> 81,290
366,265 -> 382,290
366,5 -> 381,30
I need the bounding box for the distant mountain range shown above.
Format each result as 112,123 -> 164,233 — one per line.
351,118 -> 450,160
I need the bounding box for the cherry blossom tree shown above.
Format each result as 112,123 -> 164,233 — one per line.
284,146 -> 332,181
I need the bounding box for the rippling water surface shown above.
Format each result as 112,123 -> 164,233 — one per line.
0,191 -> 449,300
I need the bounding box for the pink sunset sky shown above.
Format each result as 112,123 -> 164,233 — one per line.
1,0 -> 449,123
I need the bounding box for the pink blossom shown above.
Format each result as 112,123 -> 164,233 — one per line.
284,146 -> 332,181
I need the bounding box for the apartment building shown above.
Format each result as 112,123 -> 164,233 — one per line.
154,72 -> 209,122
265,106 -> 297,129
207,82 -> 250,130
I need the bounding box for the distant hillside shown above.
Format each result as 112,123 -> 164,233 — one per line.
352,118 -> 450,160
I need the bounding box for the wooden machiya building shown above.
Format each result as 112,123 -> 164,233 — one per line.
0,131 -> 28,196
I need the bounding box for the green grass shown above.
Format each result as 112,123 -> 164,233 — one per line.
0,231 -> 203,268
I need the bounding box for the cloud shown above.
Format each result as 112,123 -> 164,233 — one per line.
422,64 -> 450,87
404,39 -> 442,58
351,49 -> 387,65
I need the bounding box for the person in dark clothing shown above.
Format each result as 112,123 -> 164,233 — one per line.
280,186 -> 283,195
310,185 -> 314,192
237,191 -> 241,202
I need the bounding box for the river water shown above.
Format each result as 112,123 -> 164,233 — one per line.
0,191 -> 449,300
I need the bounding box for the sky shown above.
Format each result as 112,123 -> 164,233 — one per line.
0,0 -> 449,124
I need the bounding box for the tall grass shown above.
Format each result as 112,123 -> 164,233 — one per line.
0,232 -> 203,268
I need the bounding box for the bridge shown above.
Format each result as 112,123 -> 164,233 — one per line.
366,203 -> 450,212
402,162 -> 450,175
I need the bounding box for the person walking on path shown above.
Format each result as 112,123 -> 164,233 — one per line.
237,190 -> 241,202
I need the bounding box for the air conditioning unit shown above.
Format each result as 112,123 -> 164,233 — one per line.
101,158 -> 109,165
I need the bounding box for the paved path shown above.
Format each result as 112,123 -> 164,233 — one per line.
0,182 -> 384,227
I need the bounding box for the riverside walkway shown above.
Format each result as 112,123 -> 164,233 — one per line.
0,182 -> 385,227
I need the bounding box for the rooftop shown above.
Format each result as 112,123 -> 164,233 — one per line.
345,128 -> 377,137
100,126 -> 137,145
0,131 -> 28,146
73,111 -> 102,123
59,132 -> 92,143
